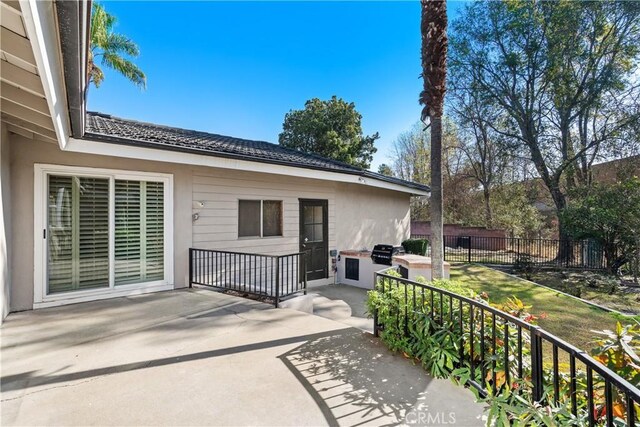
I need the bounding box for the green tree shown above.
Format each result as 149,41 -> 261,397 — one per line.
89,3 -> 146,89
561,177 -> 640,275
278,96 -> 378,169
449,0 -> 640,260
420,0 -> 448,279
377,164 -> 393,177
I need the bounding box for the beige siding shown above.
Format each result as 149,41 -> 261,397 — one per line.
8,133 -> 412,311
191,168 -> 337,283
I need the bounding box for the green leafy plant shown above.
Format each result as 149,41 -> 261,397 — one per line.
367,271 -> 640,426
401,239 -> 429,256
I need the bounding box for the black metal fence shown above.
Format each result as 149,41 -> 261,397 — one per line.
411,234 -> 608,270
373,270 -> 640,426
189,248 -> 307,307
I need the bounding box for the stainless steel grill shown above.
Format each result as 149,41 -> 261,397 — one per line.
370,244 -> 405,265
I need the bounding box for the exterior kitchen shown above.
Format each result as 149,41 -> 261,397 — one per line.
336,243 -> 450,289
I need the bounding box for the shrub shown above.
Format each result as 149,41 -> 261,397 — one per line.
367,272 -> 640,426
513,254 -> 536,280
402,238 -> 428,256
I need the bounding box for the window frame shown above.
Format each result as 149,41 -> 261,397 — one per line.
237,199 -> 283,239
34,164 -> 174,308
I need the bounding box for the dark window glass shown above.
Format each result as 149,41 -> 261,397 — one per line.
263,201 -> 282,237
238,200 -> 261,237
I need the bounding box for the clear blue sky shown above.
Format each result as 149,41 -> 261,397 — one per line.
88,1 -> 467,171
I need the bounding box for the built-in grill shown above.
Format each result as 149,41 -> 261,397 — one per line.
370,244 -> 405,266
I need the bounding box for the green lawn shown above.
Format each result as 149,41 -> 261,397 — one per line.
450,263 -> 640,355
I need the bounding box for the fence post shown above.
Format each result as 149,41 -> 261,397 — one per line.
468,236 -> 472,263
274,256 -> 280,308
302,254 -> 307,295
189,248 -> 193,288
373,272 -> 379,337
531,329 -> 544,403
517,238 -> 521,260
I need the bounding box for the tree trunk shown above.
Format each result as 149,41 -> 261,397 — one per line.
430,116 -> 445,279
549,186 -> 574,262
483,186 -> 492,228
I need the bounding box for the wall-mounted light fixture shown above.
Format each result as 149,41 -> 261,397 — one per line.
358,177 -> 366,184
193,200 -> 205,208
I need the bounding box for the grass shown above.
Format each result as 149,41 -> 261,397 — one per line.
517,270 -> 640,315
450,263 -> 640,356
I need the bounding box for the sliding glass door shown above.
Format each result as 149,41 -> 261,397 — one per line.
39,166 -> 171,302
48,175 -> 110,293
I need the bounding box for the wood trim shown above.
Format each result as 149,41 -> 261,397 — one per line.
1,98 -> 54,130
1,81 -> 48,115
1,112 -> 57,140
0,26 -> 36,66
0,59 -> 45,97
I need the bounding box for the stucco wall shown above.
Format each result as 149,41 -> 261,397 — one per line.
9,134 -> 412,311
1,125 -> 11,320
335,183 -> 410,250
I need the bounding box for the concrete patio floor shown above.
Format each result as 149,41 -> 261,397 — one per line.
1,289 -> 484,426
311,284 -> 373,333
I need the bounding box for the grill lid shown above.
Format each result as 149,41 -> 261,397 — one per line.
371,244 -> 405,265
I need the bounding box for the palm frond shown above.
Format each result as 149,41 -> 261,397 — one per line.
102,53 -> 146,89
103,33 -> 140,57
90,2 -> 145,88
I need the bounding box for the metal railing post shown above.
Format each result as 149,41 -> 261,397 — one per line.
468,236 -> 472,263
189,248 -> 194,288
274,256 -> 280,308
373,272 -> 379,337
531,329 -> 544,403
302,254 -> 307,295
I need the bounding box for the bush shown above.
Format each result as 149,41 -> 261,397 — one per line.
367,271 -> 640,426
513,254 -> 536,280
402,238 -> 428,256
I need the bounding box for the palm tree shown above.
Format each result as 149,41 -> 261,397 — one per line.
419,0 -> 447,279
89,3 -> 146,89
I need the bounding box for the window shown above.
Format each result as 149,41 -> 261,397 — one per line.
36,165 -> 172,303
238,200 -> 282,238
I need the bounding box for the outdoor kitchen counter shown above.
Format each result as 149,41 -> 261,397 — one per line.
339,250 -> 372,258
392,254 -> 451,280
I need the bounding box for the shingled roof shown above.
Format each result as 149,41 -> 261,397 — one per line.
84,112 -> 430,194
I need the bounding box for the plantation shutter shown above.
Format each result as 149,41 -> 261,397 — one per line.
144,182 -> 165,281
115,180 -> 164,285
47,175 -> 109,293
77,177 -> 110,288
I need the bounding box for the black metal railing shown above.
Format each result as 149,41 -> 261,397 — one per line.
189,248 -> 307,307
410,234 -> 609,270
373,270 -> 639,426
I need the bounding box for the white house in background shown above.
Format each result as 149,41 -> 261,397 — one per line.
0,0 -> 429,317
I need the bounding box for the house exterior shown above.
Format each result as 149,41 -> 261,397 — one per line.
0,0 -> 428,318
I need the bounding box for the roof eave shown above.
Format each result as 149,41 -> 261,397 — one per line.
70,133 -> 430,196
55,0 -> 91,138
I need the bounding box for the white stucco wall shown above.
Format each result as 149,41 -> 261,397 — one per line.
335,182 -> 410,251
8,134 -> 412,312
